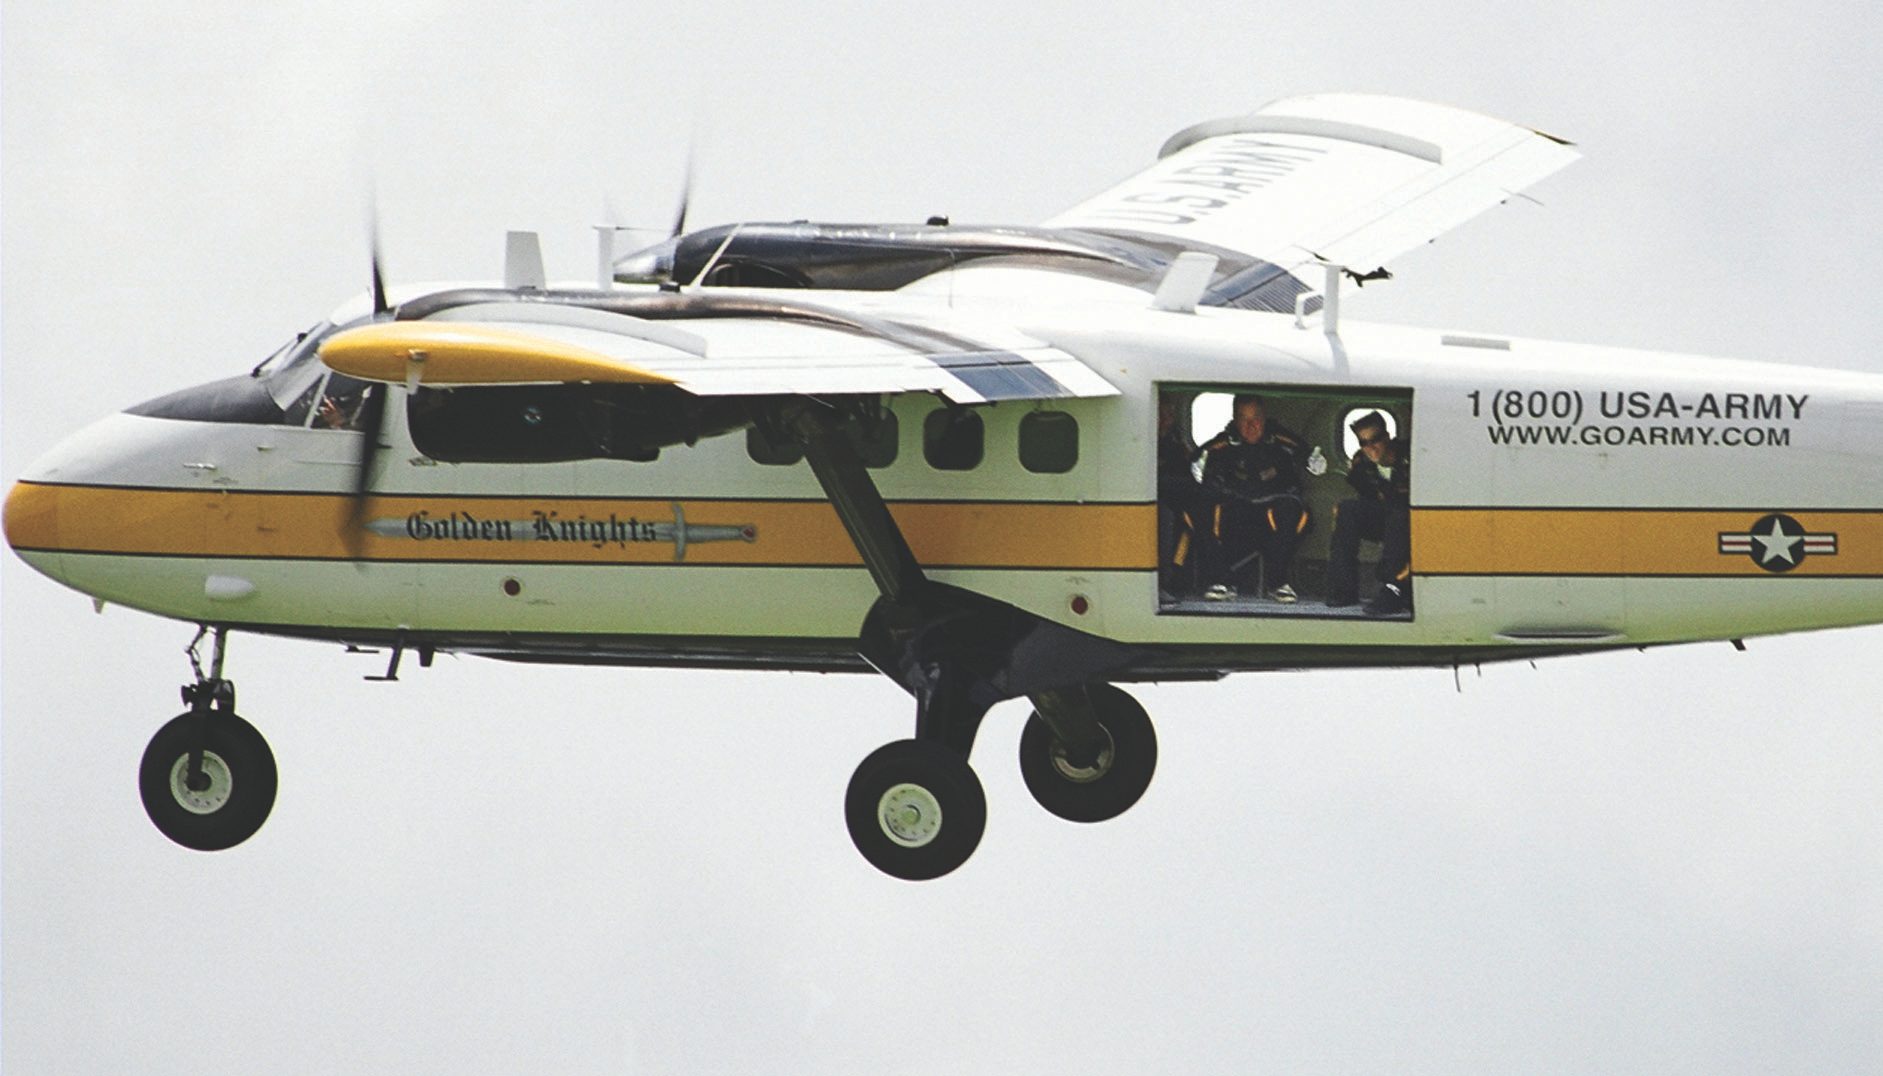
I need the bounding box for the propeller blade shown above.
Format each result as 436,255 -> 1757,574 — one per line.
670,145 -> 695,239
366,190 -> 390,316
345,386 -> 389,560
370,232 -> 390,316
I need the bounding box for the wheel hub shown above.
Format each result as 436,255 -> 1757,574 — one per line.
167,751 -> 234,815
877,782 -> 943,848
1050,727 -> 1115,783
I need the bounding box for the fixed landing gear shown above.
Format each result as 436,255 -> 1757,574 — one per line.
139,627 -> 277,851
779,399 -> 1158,879
844,740 -> 987,880
841,679 -> 1159,880
1018,683 -> 1157,824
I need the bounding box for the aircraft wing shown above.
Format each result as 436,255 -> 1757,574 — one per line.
319,298 -> 1118,404
1046,93 -> 1579,289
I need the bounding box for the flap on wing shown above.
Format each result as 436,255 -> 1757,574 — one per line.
1046,93 -> 1578,278
320,298 -> 1118,404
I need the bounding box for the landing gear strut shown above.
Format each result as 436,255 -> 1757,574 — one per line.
138,627 -> 277,851
780,401 -> 1157,879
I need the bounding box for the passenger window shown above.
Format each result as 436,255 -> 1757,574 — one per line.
746,413 -> 897,468
851,411 -> 899,469
1018,411 -> 1078,473
747,426 -> 804,466
923,408 -> 984,470
1191,392 -> 1234,449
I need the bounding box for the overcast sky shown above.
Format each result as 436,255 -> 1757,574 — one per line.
5,3 -> 1882,1072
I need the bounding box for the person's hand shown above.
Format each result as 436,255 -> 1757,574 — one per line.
1306,445 -> 1328,476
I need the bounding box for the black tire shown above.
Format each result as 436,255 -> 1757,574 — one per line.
1019,683 -> 1156,823
844,739 -> 986,881
138,711 -> 278,851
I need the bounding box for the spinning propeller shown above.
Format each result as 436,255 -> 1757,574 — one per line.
346,212 -> 393,558
602,148 -> 698,287
344,153 -> 699,552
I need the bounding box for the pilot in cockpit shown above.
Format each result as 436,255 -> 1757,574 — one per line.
314,377 -> 375,430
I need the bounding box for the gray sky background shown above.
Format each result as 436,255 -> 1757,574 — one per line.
5,3 -> 1881,1072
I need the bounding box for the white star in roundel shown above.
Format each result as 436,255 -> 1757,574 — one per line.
1752,516 -> 1804,565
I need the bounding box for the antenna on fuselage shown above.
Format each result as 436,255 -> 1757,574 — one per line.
504,231 -> 546,290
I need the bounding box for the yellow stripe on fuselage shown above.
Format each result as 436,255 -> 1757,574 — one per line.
3,482 -> 1157,570
1412,507 -> 1883,576
12,482 -> 1883,577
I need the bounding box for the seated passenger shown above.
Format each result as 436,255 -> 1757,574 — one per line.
1197,395 -> 1312,603
1325,411 -> 1412,615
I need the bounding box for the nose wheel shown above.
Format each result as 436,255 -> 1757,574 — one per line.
139,627 -> 278,851
844,739 -> 986,880
139,703 -> 277,851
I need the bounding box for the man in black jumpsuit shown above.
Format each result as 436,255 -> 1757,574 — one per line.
1197,395 -> 1310,602
1325,410 -> 1412,614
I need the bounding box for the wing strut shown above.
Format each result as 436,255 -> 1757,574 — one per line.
783,405 -> 924,605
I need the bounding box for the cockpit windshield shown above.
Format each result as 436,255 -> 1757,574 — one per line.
253,321 -> 334,410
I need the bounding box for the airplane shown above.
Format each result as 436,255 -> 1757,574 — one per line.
9,92 -> 1883,880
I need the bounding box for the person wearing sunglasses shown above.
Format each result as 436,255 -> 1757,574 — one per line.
1326,410 -> 1412,615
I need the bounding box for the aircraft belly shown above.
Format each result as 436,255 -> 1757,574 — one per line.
1624,578 -> 1883,641
40,553 -> 415,628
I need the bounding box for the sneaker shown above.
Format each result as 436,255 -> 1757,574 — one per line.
1364,583 -> 1408,615
1267,584 -> 1298,604
1204,584 -> 1236,601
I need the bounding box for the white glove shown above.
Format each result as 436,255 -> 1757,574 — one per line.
1306,445 -> 1328,476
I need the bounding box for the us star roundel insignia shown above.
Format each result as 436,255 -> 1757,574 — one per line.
1717,513 -> 1838,573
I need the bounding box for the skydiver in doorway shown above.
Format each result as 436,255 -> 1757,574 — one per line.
1325,410 -> 1411,615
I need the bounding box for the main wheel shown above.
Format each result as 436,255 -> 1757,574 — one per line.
844,739 -> 986,881
1019,683 -> 1156,823
139,711 -> 278,851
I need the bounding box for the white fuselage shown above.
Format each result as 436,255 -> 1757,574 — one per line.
11,277 -> 1883,672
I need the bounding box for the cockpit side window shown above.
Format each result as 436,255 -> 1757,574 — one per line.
282,376 -> 325,427
311,374 -> 377,431
259,321 -> 334,412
